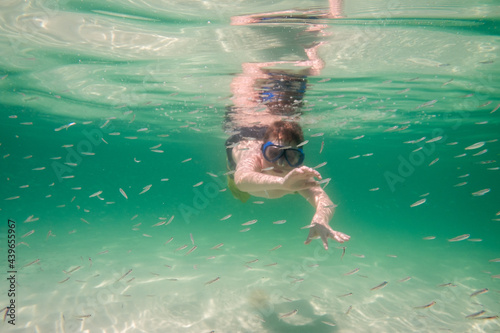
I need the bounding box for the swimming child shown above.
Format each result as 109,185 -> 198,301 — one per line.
226,120 -> 350,250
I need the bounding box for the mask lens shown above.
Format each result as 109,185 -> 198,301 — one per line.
264,145 -> 282,161
285,149 -> 304,167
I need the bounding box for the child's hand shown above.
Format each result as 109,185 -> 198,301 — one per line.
281,166 -> 321,191
304,222 -> 350,250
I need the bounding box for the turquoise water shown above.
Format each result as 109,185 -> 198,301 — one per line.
1,0 -> 499,332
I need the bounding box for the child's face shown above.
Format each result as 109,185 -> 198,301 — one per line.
262,137 -> 298,174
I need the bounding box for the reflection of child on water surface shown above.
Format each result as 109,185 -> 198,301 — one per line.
225,42 -> 349,250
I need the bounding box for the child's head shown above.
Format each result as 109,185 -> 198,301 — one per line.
261,121 -> 305,172
263,120 -> 304,146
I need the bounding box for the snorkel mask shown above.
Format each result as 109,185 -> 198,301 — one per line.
261,141 -> 305,167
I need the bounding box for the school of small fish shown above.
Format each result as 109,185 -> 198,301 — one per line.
1,48 -> 498,333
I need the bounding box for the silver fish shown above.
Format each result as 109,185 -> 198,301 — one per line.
448,234 -> 470,242
184,245 -> 197,256
242,219 -> 257,226
344,268 -> 360,276
280,309 -> 298,318
414,301 -> 436,309
470,288 -> 488,297
465,310 -> 486,318
205,276 -> 220,285
370,281 -> 388,291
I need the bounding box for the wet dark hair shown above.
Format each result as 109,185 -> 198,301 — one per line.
263,121 -> 304,145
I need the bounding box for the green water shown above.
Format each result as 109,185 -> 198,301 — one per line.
1,0 -> 500,332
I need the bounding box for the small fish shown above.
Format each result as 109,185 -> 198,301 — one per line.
410,198 -> 426,207
181,158 -> 192,163
164,237 -> 173,245
491,103 -> 500,113
317,178 -> 331,185
280,309 -> 298,318
175,245 -> 188,252
345,305 -> 352,315
97,250 -> 109,255
116,269 -> 132,283
240,228 -> 251,232
273,220 -> 286,224
205,276 -> 220,285
465,142 -> 485,150
370,281 -> 388,291
242,219 -> 257,226
311,132 -> 324,137
396,88 -> 410,94
489,258 -> 500,262
416,99 -> 437,109
21,230 -> 35,238
89,191 -> 103,198
426,136 -> 442,143
470,288 -> 488,297
428,158 -> 439,166
152,220 -> 166,227
399,276 -> 412,282
351,254 -> 365,258
473,315 -> 499,320
448,234 -> 470,242
414,301 -> 436,309
193,181 -> 203,187
58,277 -> 70,284
220,214 -> 232,221
119,188 -> 128,199
319,140 -> 324,154
142,234 -> 152,237
246,259 -> 259,264
297,140 -> 309,147
472,188 -> 490,196
438,283 -> 457,287
321,321 -> 336,327
185,245 -> 197,256
269,245 -> 282,252
313,162 -> 327,169
211,243 -> 224,249
64,266 -> 82,274
422,236 -> 436,240
344,268 -> 360,276
139,185 -> 152,195
340,246 -> 346,260
23,259 -> 40,268
442,79 -> 453,86
338,292 -> 353,297
465,310 -> 486,318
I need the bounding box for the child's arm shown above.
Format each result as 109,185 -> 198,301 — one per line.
299,185 -> 350,249
234,154 -> 320,193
